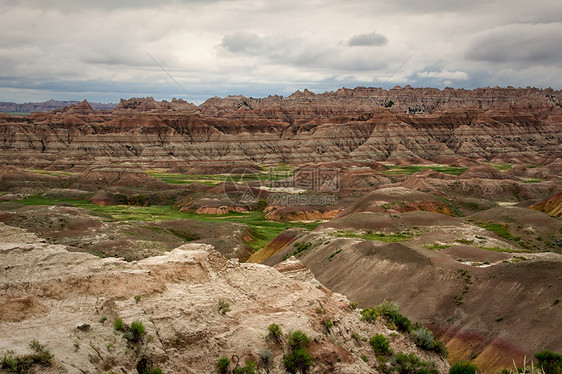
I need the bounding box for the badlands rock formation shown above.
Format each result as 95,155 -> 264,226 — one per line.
0,86 -> 560,373
0,223 -> 448,373
0,87 -> 561,170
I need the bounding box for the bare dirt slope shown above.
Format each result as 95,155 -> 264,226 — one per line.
262,211 -> 562,373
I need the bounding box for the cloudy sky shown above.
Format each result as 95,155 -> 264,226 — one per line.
1,0 -> 561,103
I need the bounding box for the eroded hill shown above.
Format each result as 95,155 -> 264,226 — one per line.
0,87 -> 561,171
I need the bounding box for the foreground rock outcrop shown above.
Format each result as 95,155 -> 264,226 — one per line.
0,223 -> 448,373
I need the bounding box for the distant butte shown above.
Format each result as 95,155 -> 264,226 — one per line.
0,86 -> 560,171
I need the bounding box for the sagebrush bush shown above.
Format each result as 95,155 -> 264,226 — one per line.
369,334 -> 392,356
413,327 -> 435,350
259,349 -> 272,369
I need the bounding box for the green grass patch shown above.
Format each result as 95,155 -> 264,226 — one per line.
488,163 -> 513,171
381,165 -> 467,176
423,244 -> 449,250
521,178 -> 545,183
478,246 -> 522,253
145,167 -> 296,186
5,112 -> 30,116
260,163 -> 297,173
475,222 -> 517,241
15,195 -> 319,252
331,230 -> 414,242
525,164 -> 543,169
26,169 -> 76,177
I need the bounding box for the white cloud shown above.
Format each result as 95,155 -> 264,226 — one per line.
418,70 -> 469,80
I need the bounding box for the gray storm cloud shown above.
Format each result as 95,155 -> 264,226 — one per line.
468,22 -> 562,65
347,32 -> 388,47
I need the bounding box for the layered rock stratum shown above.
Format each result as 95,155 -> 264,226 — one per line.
0,87 -> 561,170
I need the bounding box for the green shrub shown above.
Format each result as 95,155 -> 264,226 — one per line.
365,300 -> 412,332
114,193 -> 129,205
1,340 -> 54,373
449,360 -> 479,374
283,347 -> 313,374
143,369 -> 162,374
267,323 -> 282,342
114,317 -> 125,331
392,352 -> 439,374
534,350 -> 562,374
360,307 -> 379,323
369,334 -> 392,356
124,320 -> 146,343
218,299 -> 231,315
413,327 -> 435,350
361,354 -> 368,362
217,357 -> 230,374
233,360 -> 257,374
323,320 -> 333,333
283,241 -> 313,260
350,301 -> 358,310
287,331 -> 310,350
432,340 -> 449,357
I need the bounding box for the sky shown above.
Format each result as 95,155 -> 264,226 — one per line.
1,0 -> 561,104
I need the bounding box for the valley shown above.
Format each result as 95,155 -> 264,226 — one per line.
0,86 -> 561,373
